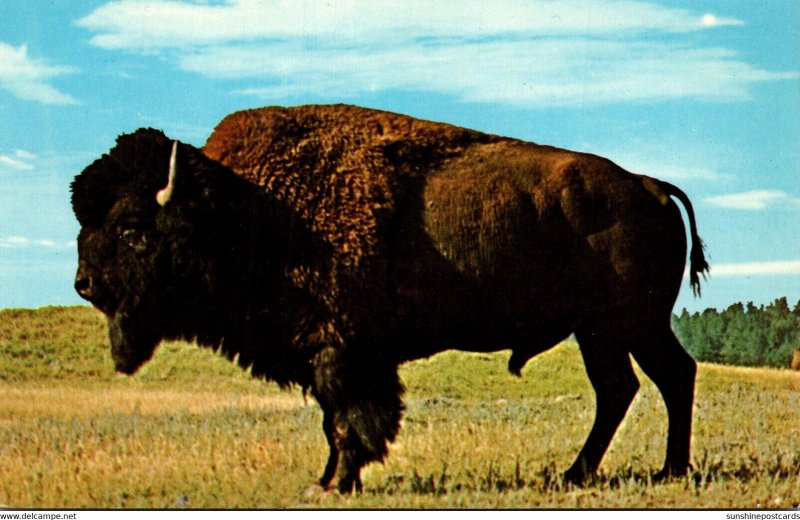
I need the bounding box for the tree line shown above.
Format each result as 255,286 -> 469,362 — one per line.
671,297 -> 800,368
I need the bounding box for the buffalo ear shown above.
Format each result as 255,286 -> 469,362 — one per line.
156,141 -> 178,206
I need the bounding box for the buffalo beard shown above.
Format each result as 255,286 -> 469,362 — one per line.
107,312 -> 161,375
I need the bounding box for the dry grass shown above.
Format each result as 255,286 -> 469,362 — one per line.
0,386 -> 305,419
0,306 -> 799,508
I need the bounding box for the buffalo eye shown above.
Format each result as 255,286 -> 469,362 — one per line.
118,227 -> 148,253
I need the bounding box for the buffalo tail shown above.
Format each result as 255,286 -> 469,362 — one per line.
658,180 -> 710,297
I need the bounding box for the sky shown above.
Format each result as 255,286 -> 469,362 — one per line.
1,0 -> 798,314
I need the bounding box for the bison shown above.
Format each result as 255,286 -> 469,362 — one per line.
71,104 -> 708,493
791,349 -> 800,371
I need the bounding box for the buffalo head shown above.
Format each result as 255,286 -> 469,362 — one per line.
71,129 -> 226,374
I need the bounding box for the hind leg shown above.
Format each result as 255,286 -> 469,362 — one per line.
565,327 -> 640,484
630,323 -> 696,479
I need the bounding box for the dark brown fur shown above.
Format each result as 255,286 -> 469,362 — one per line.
74,104 -> 708,493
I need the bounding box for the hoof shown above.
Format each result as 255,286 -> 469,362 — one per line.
334,475 -> 363,495
652,464 -> 691,483
563,469 -> 590,487
303,484 -> 339,499
563,456 -> 597,487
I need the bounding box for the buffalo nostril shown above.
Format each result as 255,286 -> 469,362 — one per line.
75,276 -> 93,298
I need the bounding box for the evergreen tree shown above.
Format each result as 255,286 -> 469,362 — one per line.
672,298 -> 800,368
693,308 -> 725,363
763,298 -> 799,367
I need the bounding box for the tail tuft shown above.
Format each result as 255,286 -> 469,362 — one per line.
689,237 -> 710,297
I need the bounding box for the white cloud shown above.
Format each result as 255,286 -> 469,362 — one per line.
705,190 -> 800,210
76,0 -> 797,107
683,260 -> 800,279
0,149 -> 39,171
4,236 -> 30,246
0,236 -> 72,249
0,43 -> 79,105
77,0 -> 743,48
194,40 -> 797,107
701,13 -> 743,28
0,154 -> 34,171
15,150 -> 37,161
709,260 -> 800,277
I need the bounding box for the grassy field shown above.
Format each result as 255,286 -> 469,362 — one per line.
1,306 -> 799,509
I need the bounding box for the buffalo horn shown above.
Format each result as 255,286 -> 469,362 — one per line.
156,141 -> 178,206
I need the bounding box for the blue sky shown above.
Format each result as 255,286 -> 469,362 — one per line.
1,0 -> 798,313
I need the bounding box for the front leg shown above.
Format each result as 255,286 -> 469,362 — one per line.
319,411 -> 339,489
330,420 -> 365,494
311,346 -> 404,494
